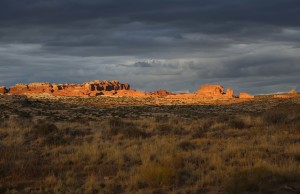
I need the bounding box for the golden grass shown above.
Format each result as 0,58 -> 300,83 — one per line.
0,103 -> 300,193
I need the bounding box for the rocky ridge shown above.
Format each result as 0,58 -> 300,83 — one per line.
0,80 -> 260,99
8,80 -> 131,97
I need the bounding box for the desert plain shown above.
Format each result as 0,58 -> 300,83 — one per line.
0,81 -> 300,194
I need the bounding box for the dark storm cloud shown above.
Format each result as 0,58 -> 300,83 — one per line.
1,0 -> 300,25
0,0 -> 300,94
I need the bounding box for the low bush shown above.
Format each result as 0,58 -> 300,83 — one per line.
225,166 -> 294,194
228,117 -> 250,129
103,118 -> 148,138
177,141 -> 197,151
263,111 -> 287,125
31,121 -> 58,136
138,162 -> 176,188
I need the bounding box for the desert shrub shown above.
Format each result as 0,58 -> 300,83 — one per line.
263,110 -> 288,125
43,133 -> 66,145
228,117 -> 250,129
191,120 -> 213,138
109,119 -> 126,131
176,169 -> 195,185
121,126 -> 148,138
31,121 -> 58,136
199,119 -> 214,130
155,124 -> 172,135
138,162 -> 176,188
155,116 -> 169,122
225,166 -> 291,194
177,141 -> 197,151
216,115 -> 251,129
155,123 -> 181,135
64,127 -> 91,137
104,119 -> 148,138
6,117 -> 33,129
24,121 -> 70,146
191,127 -> 207,138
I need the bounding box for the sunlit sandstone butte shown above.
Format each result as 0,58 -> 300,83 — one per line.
0,80 -> 256,98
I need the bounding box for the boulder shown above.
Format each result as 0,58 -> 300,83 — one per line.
239,92 -> 254,99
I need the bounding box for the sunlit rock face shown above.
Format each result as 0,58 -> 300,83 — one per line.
8,80 -> 131,97
288,90 -> 297,94
239,92 -> 254,99
5,81 -> 257,99
195,84 -> 235,98
147,89 -> 174,96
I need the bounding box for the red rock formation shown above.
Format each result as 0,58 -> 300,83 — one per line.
8,80 -> 131,97
9,82 -> 54,95
9,83 -> 30,95
195,84 -> 224,97
288,89 -> 297,94
274,94 -> 291,99
0,86 -> 7,94
195,84 -> 235,98
224,88 -> 234,98
114,90 -> 147,97
239,92 -> 254,99
6,81 -> 256,99
28,83 -> 53,94
273,89 -> 300,99
147,89 -> 174,96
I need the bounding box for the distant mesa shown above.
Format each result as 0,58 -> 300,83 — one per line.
1,80 -> 257,99
8,80 -> 131,97
147,89 -> 174,96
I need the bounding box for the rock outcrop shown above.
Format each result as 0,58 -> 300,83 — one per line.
239,92 -> 254,99
224,89 -> 235,98
2,81 -> 256,99
195,84 -> 236,98
274,90 -> 299,99
8,80 -> 131,97
0,86 -> 7,94
195,84 -> 224,97
288,89 -> 297,94
147,89 -> 174,96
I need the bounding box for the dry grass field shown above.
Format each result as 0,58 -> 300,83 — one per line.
0,95 -> 300,193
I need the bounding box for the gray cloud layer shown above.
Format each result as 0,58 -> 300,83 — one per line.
0,0 -> 300,94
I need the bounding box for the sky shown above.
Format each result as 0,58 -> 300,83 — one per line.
0,0 -> 300,94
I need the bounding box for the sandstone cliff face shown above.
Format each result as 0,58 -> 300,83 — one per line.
239,92 -> 254,99
195,84 -> 224,97
224,88 -> 234,98
0,86 -> 7,94
195,84 -> 235,98
8,80 -> 131,97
